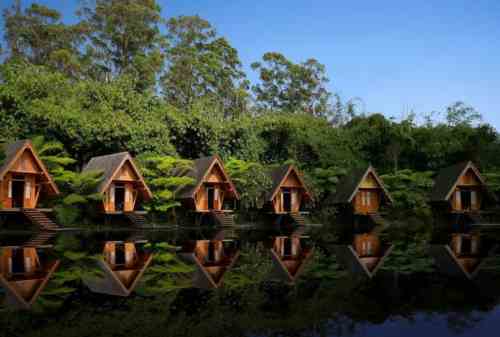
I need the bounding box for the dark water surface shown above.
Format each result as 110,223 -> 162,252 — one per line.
1,222 -> 500,337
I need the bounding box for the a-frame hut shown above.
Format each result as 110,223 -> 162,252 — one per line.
0,140 -> 60,209
0,244 -> 60,310
429,232 -> 498,280
84,240 -> 153,296
430,161 -> 494,214
333,165 -> 393,215
334,233 -> 393,279
264,164 -> 313,217
82,152 -> 152,225
268,228 -> 314,284
179,238 -> 240,289
176,155 -> 239,213
0,140 -> 60,230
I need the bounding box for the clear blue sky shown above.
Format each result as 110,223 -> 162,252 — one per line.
1,0 -> 499,129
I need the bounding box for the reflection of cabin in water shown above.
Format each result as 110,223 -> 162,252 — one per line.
430,162 -> 494,216
0,244 -> 59,309
0,140 -> 60,230
429,232 -> 497,280
263,165 -> 313,225
84,241 -> 153,296
333,166 -> 393,226
176,155 -> 239,225
179,239 -> 240,288
335,233 -> 393,279
269,231 -> 314,284
82,152 -> 152,226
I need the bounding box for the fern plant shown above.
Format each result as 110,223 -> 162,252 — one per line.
138,155 -> 194,221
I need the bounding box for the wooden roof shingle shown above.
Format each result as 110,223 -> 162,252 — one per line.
265,164 -> 312,202
175,155 -> 239,200
82,152 -> 152,200
332,166 -> 393,204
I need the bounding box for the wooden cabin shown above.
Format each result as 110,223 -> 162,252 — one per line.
430,162 -> 493,214
83,152 -> 152,222
269,232 -> 314,284
333,166 -> 393,215
176,155 -> 239,213
179,239 -> 240,289
334,233 -> 393,279
264,164 -> 312,215
0,245 -> 59,309
84,241 -> 153,296
429,232 -> 497,280
0,140 -> 59,210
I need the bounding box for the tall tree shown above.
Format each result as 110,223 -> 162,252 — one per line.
78,0 -> 166,90
162,15 -> 249,118
3,1 -> 87,75
251,52 -> 332,117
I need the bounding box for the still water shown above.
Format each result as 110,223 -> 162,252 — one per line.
0,223 -> 499,337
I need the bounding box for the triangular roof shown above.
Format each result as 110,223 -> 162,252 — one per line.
429,244 -> 498,280
180,249 -> 240,289
0,140 -> 59,195
82,152 -> 153,200
0,259 -> 60,310
332,166 -> 393,204
266,164 -> 313,201
430,161 -> 491,202
84,253 -> 153,296
176,155 -> 239,200
269,245 -> 314,283
334,244 -> 393,279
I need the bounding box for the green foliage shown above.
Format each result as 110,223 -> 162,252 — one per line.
31,135 -> 76,173
140,242 -> 194,293
251,52 -> 331,117
139,155 -> 194,217
78,0 -> 166,90
225,158 -> 271,210
53,169 -> 103,226
162,15 -> 248,118
381,170 -> 435,218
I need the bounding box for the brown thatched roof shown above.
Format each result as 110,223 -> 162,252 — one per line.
266,164 -> 313,201
82,152 -> 152,200
175,155 -> 239,200
332,166 -> 393,204
430,161 -> 489,202
0,139 -> 59,195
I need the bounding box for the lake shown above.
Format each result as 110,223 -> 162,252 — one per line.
0,222 -> 499,337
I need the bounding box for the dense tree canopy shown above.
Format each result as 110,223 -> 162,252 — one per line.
1,0 -> 499,219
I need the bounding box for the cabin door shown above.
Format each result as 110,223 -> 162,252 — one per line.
114,183 -> 126,212
114,244 -> 126,265
282,188 -> 292,212
11,177 -> 25,208
207,187 -> 215,210
11,249 -> 25,274
460,190 -> 472,211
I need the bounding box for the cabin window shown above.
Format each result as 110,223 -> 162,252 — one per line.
25,180 -> 32,200
471,190 -> 478,208
361,240 -> 373,256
